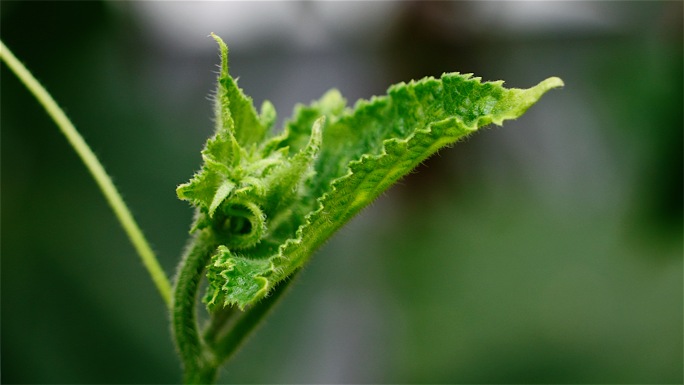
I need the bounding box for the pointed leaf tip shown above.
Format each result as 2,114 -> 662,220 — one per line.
493,76 -> 563,125
525,76 -> 564,99
511,76 -> 564,99
536,76 -> 564,92
211,33 -> 229,76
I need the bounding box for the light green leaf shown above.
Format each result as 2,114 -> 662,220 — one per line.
178,35 -> 563,310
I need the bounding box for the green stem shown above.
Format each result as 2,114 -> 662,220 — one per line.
173,229 -> 298,383
0,39 -> 173,309
203,306 -> 237,346
172,229 -> 219,384
211,273 -> 297,363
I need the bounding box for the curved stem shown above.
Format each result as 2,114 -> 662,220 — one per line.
0,39 -> 172,308
172,229 -> 219,384
173,232 -> 299,382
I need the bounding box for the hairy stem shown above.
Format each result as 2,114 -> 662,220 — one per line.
173,228 -> 298,383
172,229 -> 219,384
0,39 -> 172,308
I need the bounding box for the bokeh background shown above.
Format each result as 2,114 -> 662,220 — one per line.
2,1 -> 682,383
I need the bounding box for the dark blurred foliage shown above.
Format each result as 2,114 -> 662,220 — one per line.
2,1 -> 681,383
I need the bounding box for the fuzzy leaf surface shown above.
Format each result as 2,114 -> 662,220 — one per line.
177,34 -> 563,310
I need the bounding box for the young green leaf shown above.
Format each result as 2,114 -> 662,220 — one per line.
177,34 -> 563,310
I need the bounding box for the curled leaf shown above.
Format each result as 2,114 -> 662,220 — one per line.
177,34 -> 563,310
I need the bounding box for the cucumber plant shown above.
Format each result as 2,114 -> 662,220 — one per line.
1,34 -> 562,383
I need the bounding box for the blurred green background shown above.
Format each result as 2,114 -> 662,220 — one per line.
2,1 -> 682,383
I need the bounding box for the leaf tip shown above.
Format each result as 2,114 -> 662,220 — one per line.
503,76 -> 563,121
537,76 -> 564,92
210,33 -> 229,76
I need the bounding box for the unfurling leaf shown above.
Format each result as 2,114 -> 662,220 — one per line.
177,34 -> 563,310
